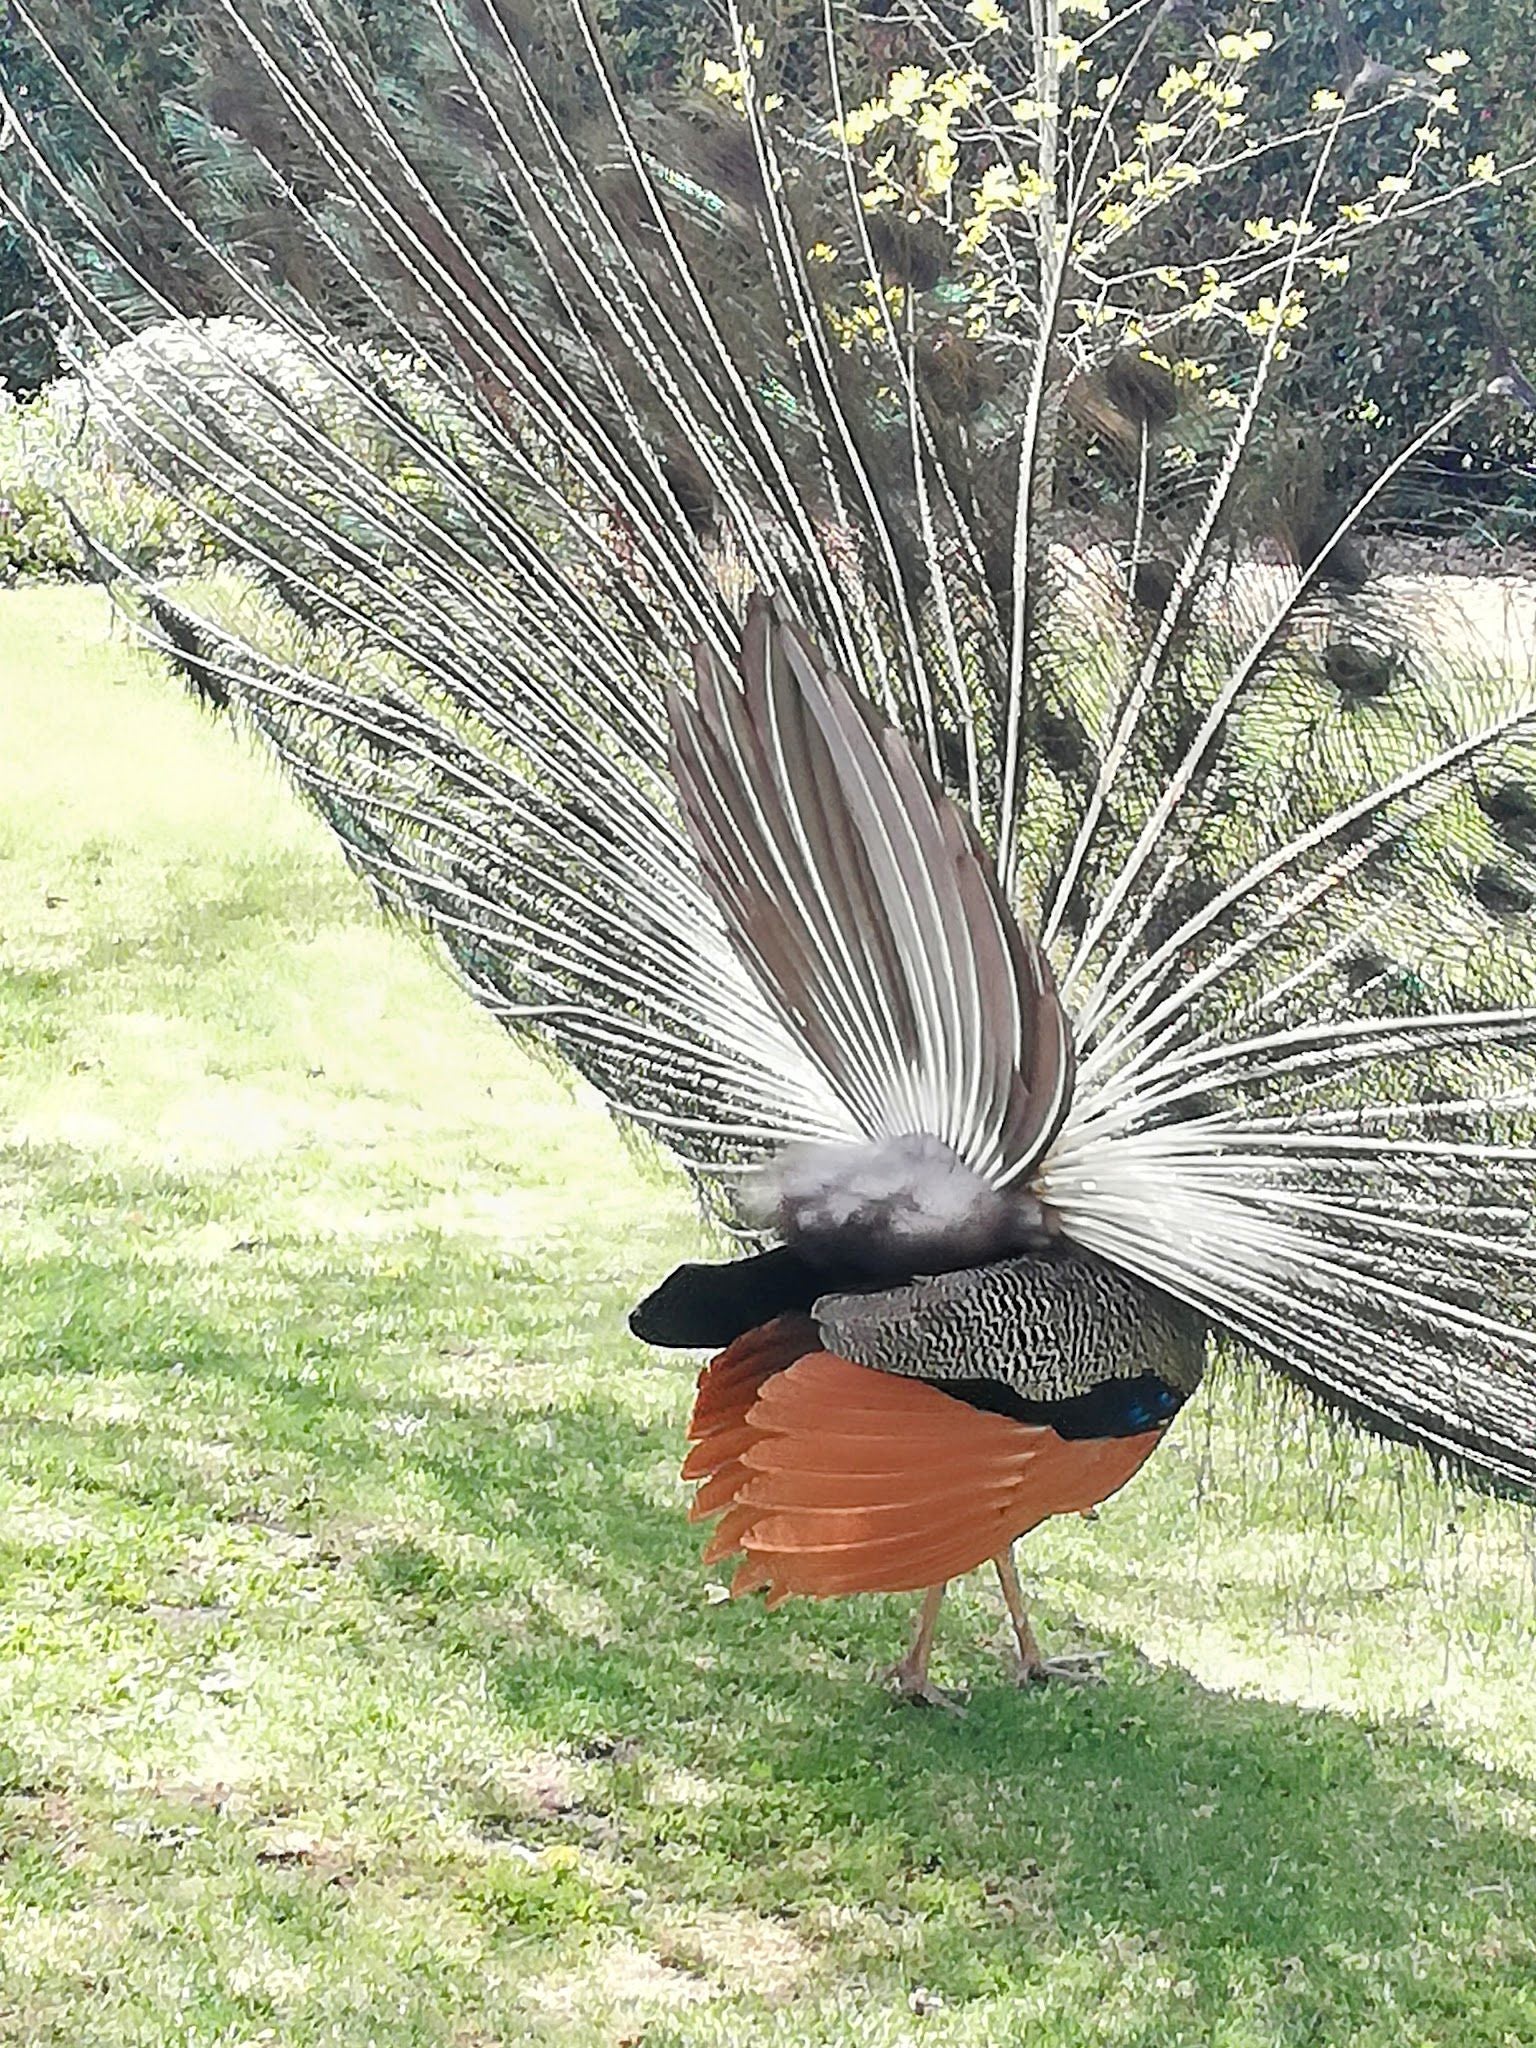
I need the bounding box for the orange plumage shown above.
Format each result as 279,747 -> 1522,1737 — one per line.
685,1324 -> 1164,1612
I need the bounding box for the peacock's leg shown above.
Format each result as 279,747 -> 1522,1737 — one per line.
883,1583 -> 960,1710
995,1545 -> 1105,1686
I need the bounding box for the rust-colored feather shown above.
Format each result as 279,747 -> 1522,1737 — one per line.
682,1315 -> 820,1519
686,1348 -> 1164,1602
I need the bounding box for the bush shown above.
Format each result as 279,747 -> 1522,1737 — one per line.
0,379 -> 212,584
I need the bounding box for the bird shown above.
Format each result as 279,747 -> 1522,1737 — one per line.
625,595 -> 1208,1694
4,0 -> 1536,1703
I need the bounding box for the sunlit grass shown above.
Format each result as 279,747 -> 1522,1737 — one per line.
1,583 -> 1534,2047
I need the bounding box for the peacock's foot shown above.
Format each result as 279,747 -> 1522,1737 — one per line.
881,1660 -> 967,1715
1014,1650 -> 1107,1688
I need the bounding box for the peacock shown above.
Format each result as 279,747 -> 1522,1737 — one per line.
5,0 -> 1536,1702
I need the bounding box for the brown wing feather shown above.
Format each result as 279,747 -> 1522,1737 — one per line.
688,1350 -> 1164,1602
669,592 -> 1074,1185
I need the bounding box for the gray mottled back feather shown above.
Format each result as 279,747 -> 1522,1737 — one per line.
814,1248 -> 1207,1403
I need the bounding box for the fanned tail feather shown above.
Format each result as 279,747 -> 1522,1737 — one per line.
3,0 -> 1536,1488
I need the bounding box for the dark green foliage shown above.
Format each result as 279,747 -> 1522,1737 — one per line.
0,225 -> 57,391
0,465 -> 78,577
0,0 -> 202,393
1264,3 -> 1536,525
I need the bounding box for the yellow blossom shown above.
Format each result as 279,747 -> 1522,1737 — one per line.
887,66 -> 930,115
1241,291 -> 1307,336
975,164 -> 1014,209
703,59 -> 744,100
965,0 -> 1008,33
838,99 -> 889,146
920,138 -> 960,196
1216,28 -> 1273,63
1159,61 -> 1212,107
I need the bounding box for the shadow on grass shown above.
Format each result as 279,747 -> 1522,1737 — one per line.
5,1240 -> 1535,2037
421,1417 -> 1536,2038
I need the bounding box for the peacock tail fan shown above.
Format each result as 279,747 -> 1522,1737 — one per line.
3,0 -> 1536,1497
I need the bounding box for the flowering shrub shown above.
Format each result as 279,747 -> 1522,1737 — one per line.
698,0 -> 1536,517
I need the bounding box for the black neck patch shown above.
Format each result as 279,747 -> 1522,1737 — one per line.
629,1247 -> 861,1349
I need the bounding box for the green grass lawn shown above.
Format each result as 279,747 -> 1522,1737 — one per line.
2,583 -> 1535,2047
